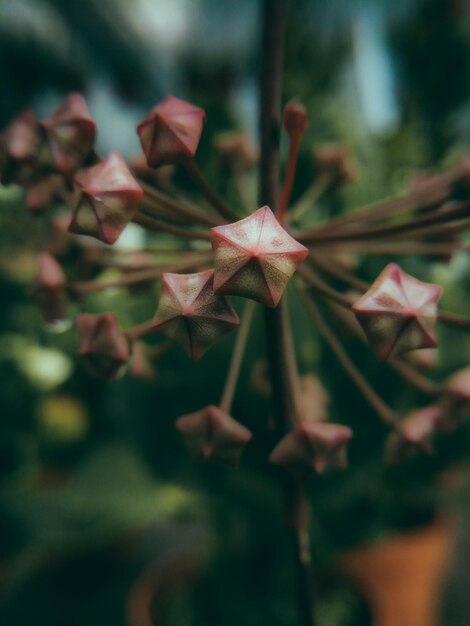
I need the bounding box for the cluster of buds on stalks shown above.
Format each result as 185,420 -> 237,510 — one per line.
3,91 -> 470,476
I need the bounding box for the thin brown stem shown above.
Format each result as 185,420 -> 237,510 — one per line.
259,2 -> 316,625
219,300 -> 255,413
297,264 -> 354,309
125,320 -> 155,342
133,210 -> 210,241
288,172 -> 332,224
438,310 -> 470,330
70,253 -> 212,296
182,159 -> 240,222
278,134 -> 301,223
298,283 -> 398,427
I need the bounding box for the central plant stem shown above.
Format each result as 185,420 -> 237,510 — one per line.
258,1 -> 316,625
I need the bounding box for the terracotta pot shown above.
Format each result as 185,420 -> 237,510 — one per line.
339,518 -> 457,626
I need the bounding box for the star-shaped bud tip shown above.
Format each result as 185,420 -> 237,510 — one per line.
76,312 -> 129,381
69,152 -> 144,245
137,96 -> 205,168
175,405 -> 252,467
41,93 -> 96,175
270,421 -> 352,475
385,405 -> 443,464
210,205 -> 308,307
352,263 -> 441,361
150,270 -> 240,360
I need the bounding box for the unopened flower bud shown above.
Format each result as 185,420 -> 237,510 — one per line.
137,96 -> 205,168
30,252 -> 68,322
352,263 -> 441,361
210,205 -> 308,307
439,366 -> 470,431
213,132 -> 258,171
69,152 -> 144,245
76,312 -> 129,381
270,421 -> 352,475
175,405 -> 252,467
283,99 -> 308,137
25,174 -> 63,214
385,405 -> 443,464
41,93 -> 96,175
151,270 -> 240,360
129,341 -> 156,382
0,110 -> 41,185
312,145 -> 356,186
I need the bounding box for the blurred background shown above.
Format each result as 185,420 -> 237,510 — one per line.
0,0 -> 470,624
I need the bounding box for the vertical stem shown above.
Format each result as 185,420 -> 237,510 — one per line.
219,300 -> 255,413
259,1 -> 316,625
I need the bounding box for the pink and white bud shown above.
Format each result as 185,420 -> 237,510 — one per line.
352,263 -> 441,361
41,93 -> 96,175
385,405 -> 443,464
151,270 -> 240,360
30,252 -> 68,322
209,205 -> 308,307
69,152 -> 144,245
76,312 -> 129,381
175,405 -> 252,467
137,96 -> 205,168
270,421 -> 352,475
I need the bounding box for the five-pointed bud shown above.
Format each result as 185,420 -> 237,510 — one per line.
151,270 -> 240,360
270,421 -> 352,475
41,93 -> 96,175
137,96 -> 205,168
69,152 -> 144,244
30,252 -> 68,322
385,405 -> 443,464
352,263 -> 442,361
439,366 -> 470,431
209,205 -> 308,307
175,405 -> 252,467
283,99 -> 308,137
76,312 -> 129,381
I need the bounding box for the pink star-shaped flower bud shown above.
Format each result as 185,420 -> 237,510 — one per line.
137,96 -> 205,168
352,263 -> 442,361
209,205 -> 308,307
175,405 -> 252,467
151,270 -> 240,360
69,152 -> 144,244
385,405 -> 443,464
30,252 -> 68,322
41,93 -> 96,175
76,313 -> 129,381
439,366 -> 470,431
270,421 -> 352,475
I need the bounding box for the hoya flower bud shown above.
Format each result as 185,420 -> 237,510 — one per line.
283,99 -> 308,137
151,270 -> 240,360
76,313 -> 129,381
30,252 -> 68,322
0,110 -> 41,185
213,132 -> 258,172
385,405 -> 443,464
439,366 -> 470,431
41,93 -> 96,175
209,205 -> 308,307
69,152 -> 144,245
129,341 -> 156,383
25,174 -> 63,214
270,421 -> 352,475
175,405 -> 252,467
137,96 -> 205,168
352,263 -> 441,361
312,145 -> 356,186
